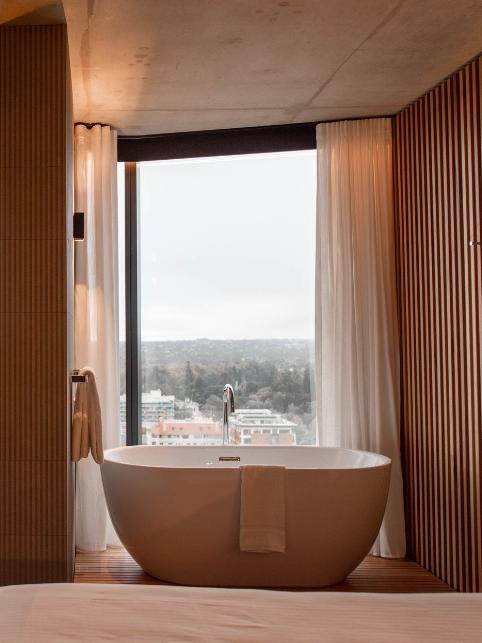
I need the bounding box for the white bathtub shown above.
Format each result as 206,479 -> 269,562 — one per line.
101,445 -> 391,587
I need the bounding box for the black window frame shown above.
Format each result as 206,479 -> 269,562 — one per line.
121,122 -> 317,445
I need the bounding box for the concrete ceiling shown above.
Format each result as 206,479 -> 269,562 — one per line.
0,0 -> 64,24
5,1 -> 482,135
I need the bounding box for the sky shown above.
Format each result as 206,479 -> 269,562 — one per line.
118,150 -> 317,342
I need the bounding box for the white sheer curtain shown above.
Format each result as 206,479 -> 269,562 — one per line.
315,118 -> 406,558
74,123 -> 120,551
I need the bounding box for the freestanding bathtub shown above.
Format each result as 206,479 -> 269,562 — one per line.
101,446 -> 391,587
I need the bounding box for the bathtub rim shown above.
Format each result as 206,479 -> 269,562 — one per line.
102,444 -> 391,471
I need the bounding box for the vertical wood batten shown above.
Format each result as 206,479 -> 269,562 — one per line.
394,57 -> 482,592
0,25 -> 72,585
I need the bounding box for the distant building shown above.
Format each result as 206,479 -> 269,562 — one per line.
229,409 -> 297,445
149,418 -> 223,446
174,397 -> 200,418
148,409 -> 296,447
141,389 -> 175,423
120,389 -> 175,444
120,389 -> 175,423
120,395 -> 297,447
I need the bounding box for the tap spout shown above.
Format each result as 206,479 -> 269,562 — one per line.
223,384 -> 235,445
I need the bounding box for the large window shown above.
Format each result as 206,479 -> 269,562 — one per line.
120,149 -> 317,446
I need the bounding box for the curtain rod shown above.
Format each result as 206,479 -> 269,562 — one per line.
117,115 -> 391,142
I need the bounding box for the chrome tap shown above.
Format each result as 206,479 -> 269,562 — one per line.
223,384 -> 235,445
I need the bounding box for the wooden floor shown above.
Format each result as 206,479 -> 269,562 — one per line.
74,548 -> 453,592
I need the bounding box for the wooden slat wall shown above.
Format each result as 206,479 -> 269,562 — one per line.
0,25 -> 73,584
393,56 -> 482,592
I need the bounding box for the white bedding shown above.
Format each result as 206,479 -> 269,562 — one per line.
0,583 -> 480,642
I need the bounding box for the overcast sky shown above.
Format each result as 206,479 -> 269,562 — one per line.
118,150 -> 316,341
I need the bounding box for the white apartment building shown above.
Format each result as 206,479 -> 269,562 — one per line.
120,389 -> 175,424
174,397 -> 200,417
120,389 -> 176,444
229,409 -> 297,445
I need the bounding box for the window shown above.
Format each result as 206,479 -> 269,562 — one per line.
120,144 -> 317,446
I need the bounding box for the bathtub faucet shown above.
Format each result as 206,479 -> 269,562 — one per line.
222,384 -> 235,445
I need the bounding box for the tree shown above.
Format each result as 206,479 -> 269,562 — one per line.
272,392 -> 287,413
147,365 -> 161,391
303,366 -> 311,394
193,372 -> 208,404
184,361 -> 195,400
201,394 -> 223,418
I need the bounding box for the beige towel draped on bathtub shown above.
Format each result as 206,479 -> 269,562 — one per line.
239,465 -> 286,553
72,367 -> 104,464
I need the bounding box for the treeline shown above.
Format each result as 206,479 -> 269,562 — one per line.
119,340 -> 316,444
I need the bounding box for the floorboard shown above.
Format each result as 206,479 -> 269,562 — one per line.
74,548 -> 453,592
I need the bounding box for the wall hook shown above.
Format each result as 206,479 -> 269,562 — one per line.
469,240 -> 481,247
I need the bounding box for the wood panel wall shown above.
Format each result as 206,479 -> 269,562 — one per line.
0,25 -> 73,584
393,56 -> 482,591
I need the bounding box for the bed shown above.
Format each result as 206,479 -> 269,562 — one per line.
0,583 -> 480,642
